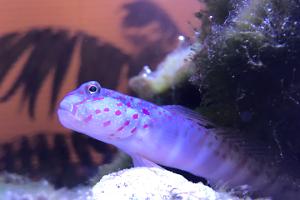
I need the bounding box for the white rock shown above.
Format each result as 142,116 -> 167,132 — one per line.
92,167 -> 241,200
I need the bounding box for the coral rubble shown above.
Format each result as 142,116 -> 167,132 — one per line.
92,167 -> 243,200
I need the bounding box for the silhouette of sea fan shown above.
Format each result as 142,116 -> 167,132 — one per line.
0,132 -> 117,188
0,1 -> 180,118
122,0 -> 178,43
78,34 -> 130,87
122,1 -> 180,78
0,29 -> 130,118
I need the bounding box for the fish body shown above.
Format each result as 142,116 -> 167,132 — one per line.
58,81 -> 299,199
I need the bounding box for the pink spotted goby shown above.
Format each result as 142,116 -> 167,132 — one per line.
57,81 -> 300,199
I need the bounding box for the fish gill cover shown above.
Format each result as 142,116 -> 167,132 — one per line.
192,0 -> 300,174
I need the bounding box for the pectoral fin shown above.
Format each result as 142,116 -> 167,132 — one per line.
131,155 -> 162,168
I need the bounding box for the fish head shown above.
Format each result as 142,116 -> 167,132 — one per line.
57,81 -> 133,142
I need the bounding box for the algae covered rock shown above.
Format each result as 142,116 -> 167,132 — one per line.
129,0 -> 300,164
192,0 -> 300,167
129,42 -> 202,107
129,0 -> 300,192
92,167 -> 243,200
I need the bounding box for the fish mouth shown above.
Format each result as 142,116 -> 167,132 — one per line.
57,100 -> 74,126
58,106 -> 70,112
57,107 -> 69,114
57,108 -> 72,119
57,108 -> 75,129
58,99 -> 73,113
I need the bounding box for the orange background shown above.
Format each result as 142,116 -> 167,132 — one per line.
0,0 -> 202,141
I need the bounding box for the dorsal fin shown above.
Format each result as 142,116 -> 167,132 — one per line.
163,105 -> 300,190
163,105 -> 282,167
163,105 -> 215,129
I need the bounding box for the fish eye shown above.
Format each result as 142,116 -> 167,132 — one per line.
87,84 -> 100,95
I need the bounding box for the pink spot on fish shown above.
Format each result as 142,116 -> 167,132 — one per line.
116,121 -> 130,132
115,110 -> 122,116
72,99 -> 88,115
126,102 -> 131,107
117,102 -> 122,106
117,126 -> 124,131
116,95 -> 125,100
142,108 -> 150,115
95,109 -> 101,114
143,124 -> 149,129
103,120 -> 111,127
104,108 -> 110,112
93,97 -> 104,101
131,127 -> 137,133
84,115 -> 93,123
132,113 -> 139,119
